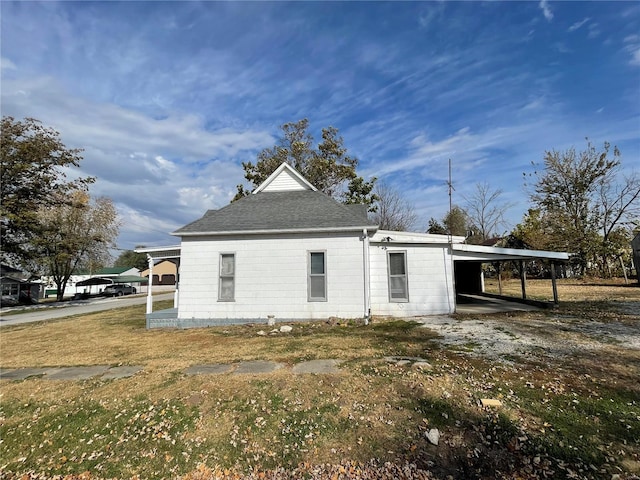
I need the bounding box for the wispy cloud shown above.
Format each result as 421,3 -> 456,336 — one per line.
0,57 -> 17,70
587,23 -> 601,39
624,35 -> 640,66
1,76 -> 275,246
1,1 -> 638,245
417,3 -> 445,30
539,0 -> 554,21
568,17 -> 590,32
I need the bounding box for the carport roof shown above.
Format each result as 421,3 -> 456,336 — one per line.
134,246 -> 181,260
76,275 -> 148,286
452,244 -> 570,262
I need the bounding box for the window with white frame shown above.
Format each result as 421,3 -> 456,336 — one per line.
218,253 -> 235,301
308,251 -> 327,301
388,251 -> 408,302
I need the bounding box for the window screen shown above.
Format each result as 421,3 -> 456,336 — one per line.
308,252 -> 326,301
388,252 -> 408,302
219,253 -> 235,301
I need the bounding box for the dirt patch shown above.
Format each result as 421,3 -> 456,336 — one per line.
417,305 -> 640,361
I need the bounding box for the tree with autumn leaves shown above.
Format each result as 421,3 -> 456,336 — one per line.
234,119 -> 378,210
517,140 -> 639,277
1,116 -> 120,300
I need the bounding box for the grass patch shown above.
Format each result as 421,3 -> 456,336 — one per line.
1,285 -> 639,479
0,397 -> 198,478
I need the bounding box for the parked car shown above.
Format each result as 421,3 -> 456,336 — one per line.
102,284 -> 137,297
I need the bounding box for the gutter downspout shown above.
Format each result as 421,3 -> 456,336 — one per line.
363,229 -> 371,325
146,255 -> 154,316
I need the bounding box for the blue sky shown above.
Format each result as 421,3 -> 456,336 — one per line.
2,1 -> 639,250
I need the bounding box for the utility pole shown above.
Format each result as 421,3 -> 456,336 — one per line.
447,158 -> 454,243
446,159 -> 455,312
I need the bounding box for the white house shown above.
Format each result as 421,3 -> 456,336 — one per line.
138,163 -> 569,328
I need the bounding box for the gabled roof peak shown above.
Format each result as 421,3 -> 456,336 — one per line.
252,162 -> 318,194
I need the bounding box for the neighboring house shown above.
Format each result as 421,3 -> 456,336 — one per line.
141,260 -> 177,286
138,163 -> 569,328
1,264 -> 42,306
632,232 -> 640,284
95,266 -> 141,278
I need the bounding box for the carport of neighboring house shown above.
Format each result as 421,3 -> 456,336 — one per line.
75,275 -> 148,290
451,244 -> 570,308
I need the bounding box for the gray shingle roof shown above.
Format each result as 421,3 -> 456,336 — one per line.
173,191 -> 377,235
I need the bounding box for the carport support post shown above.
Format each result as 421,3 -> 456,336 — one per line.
146,255 -> 153,315
497,262 -> 503,296
519,260 -> 527,300
550,262 -> 559,306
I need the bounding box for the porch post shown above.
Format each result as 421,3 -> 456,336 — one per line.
146,255 -> 154,314
519,260 -> 527,300
550,261 -> 559,306
173,259 -> 179,309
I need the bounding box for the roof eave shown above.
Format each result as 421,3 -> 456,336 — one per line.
452,244 -> 570,261
172,225 -> 379,237
135,245 -> 181,253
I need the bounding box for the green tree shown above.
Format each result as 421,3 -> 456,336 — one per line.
114,248 -> 148,271
443,205 -> 470,237
426,206 -> 472,238
527,139 -> 637,276
1,116 -> 94,267
426,217 -> 447,235
36,190 -> 120,301
234,119 -> 377,210
510,208 -> 551,251
370,181 -> 418,231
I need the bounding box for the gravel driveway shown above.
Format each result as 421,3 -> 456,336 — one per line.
416,305 -> 640,362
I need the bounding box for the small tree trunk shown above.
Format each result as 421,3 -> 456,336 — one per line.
601,252 -> 612,278
55,279 -> 66,302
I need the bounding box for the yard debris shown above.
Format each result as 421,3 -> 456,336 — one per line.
480,398 -> 503,408
9,460 -> 437,479
256,330 -> 267,336
279,326 -> 293,333
425,428 -> 440,446
412,361 -> 432,370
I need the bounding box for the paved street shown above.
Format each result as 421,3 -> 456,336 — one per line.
0,292 -> 175,327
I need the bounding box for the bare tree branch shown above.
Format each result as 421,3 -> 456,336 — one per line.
370,181 -> 418,231
463,182 -> 513,242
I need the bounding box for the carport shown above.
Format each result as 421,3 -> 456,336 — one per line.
451,244 -> 570,307
74,275 -> 148,297
76,275 -> 148,287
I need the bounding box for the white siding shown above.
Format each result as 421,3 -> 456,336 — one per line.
369,244 -> 455,316
260,169 -> 310,192
178,232 -> 366,321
